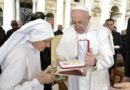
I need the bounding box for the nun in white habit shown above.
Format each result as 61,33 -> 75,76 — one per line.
0,19 -> 54,90
57,5 -> 114,90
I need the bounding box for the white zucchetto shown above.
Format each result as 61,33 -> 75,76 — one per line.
72,5 -> 90,15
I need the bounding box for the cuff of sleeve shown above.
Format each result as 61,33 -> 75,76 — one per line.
31,79 -> 41,88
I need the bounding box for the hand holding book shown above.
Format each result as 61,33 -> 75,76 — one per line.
85,48 -> 97,67
56,40 -> 97,76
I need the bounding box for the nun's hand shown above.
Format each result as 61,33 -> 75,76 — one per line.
109,82 -> 130,90
36,66 -> 55,84
85,48 -> 96,67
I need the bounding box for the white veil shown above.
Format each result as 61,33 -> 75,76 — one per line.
0,19 -> 54,64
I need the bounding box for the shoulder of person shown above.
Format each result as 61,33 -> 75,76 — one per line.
54,30 -> 58,33
5,45 -> 29,65
6,29 -> 12,32
0,28 -> 5,33
63,26 -> 75,33
112,31 -> 121,35
11,45 -> 30,55
89,23 -> 110,35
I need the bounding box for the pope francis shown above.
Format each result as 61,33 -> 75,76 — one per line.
57,5 -> 114,90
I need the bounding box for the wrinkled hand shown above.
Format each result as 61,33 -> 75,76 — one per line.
109,82 -> 130,90
37,66 -> 55,84
85,48 -> 96,67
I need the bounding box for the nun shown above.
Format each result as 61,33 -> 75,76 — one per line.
57,5 -> 114,90
0,18 -> 54,90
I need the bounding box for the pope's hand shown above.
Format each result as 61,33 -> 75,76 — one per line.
36,65 -> 55,84
85,48 -> 96,67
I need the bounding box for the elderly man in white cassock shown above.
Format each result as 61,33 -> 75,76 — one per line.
56,5 -> 114,90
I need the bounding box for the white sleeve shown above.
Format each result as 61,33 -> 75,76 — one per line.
0,46 -> 43,90
14,79 -> 43,90
95,28 -> 114,70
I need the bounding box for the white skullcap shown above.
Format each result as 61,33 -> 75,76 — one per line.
72,5 -> 90,15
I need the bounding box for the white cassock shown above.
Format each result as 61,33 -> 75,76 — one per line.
0,42 -> 43,90
57,23 -> 114,90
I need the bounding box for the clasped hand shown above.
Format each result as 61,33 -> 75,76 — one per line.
37,66 -> 55,84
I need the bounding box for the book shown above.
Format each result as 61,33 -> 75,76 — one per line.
59,69 -> 85,76
57,40 -> 89,76
58,59 -> 86,76
59,40 -> 89,69
59,59 -> 85,69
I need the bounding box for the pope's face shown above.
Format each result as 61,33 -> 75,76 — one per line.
32,38 -> 52,51
71,10 -> 90,34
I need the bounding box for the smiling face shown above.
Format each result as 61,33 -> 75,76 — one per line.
32,38 -> 52,51
71,10 -> 91,34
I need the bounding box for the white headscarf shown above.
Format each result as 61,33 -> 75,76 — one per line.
0,19 -> 54,64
